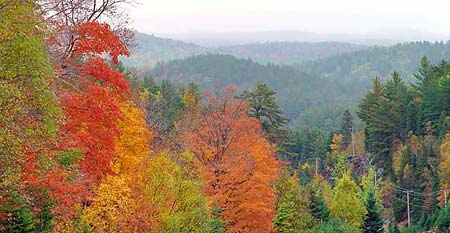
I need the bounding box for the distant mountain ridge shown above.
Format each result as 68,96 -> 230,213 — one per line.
160,29 -> 449,46
121,32 -> 207,69
122,32 -> 369,67
298,41 -> 450,83
213,42 -> 367,65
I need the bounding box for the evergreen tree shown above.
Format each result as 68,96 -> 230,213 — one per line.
358,77 -> 400,178
362,189 -> 384,233
309,189 -> 330,223
273,190 -> 316,232
0,194 -> 35,232
340,109 -> 354,150
238,84 -> 288,144
208,205 -> 227,233
406,100 -> 419,134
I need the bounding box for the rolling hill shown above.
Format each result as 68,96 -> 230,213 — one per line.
298,41 -> 450,83
144,54 -> 363,130
122,32 -> 368,68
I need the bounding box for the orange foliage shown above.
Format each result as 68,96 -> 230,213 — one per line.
182,87 -> 280,232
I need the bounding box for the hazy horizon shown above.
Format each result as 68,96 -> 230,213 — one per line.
128,0 -> 450,37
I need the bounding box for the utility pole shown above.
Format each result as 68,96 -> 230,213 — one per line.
444,189 -> 448,207
315,158 -> 319,176
374,171 -> 377,187
406,190 -> 411,228
351,126 -> 355,156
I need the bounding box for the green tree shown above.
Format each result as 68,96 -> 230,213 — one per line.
0,194 -> 35,233
309,189 -> 330,223
362,189 -> 384,233
208,205 -> 227,233
339,109 -> 354,150
273,170 -> 316,232
238,83 -> 288,144
274,189 -> 316,232
309,218 -> 359,233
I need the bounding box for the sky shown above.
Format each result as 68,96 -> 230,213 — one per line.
127,0 -> 450,36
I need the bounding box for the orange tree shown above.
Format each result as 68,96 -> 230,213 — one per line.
182,87 -> 280,232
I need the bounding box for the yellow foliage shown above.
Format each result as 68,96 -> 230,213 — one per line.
329,171 -> 367,228
392,144 -> 406,177
112,102 -> 152,182
439,134 -> 450,206
142,151 -> 209,232
82,176 -> 144,232
183,90 -> 197,109
330,133 -> 343,156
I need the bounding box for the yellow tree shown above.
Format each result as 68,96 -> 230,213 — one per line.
330,133 -> 343,156
112,102 -> 152,182
82,176 -> 149,232
439,134 -> 450,206
142,151 -> 209,232
329,171 -> 367,228
83,102 -> 154,231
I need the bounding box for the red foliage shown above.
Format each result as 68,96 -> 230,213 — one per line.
73,21 -> 129,63
60,85 -> 122,184
21,154 -> 86,222
59,21 -> 130,187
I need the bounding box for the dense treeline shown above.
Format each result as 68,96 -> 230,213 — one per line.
121,32 -> 207,69
146,54 -> 362,131
2,1 -> 450,232
300,41 -> 450,83
356,57 -> 450,231
123,33 -> 367,68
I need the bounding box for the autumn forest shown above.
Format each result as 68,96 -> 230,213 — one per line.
1,1 -> 450,233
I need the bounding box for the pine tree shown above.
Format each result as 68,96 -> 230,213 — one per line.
309,189 -> 330,223
208,205 -> 227,233
238,83 -> 288,144
0,194 -> 35,233
362,189 -> 384,233
340,109 -> 354,150
274,190 -> 316,232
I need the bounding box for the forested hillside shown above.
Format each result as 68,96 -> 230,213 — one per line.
3,1 -> 450,232
123,32 -> 368,67
122,32 -> 207,68
208,42 -> 366,64
300,41 -> 450,82
134,41 -> 450,131
146,54 -> 365,130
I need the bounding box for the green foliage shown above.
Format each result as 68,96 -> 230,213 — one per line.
208,205 -> 227,233
280,127 -> 328,171
308,218 -> 359,233
147,54 -> 358,131
273,189 -> 316,232
0,193 -> 35,232
238,84 -> 288,144
309,190 -> 330,222
301,41 -> 450,84
339,109 -> 354,149
56,148 -> 84,167
362,189 -> 384,233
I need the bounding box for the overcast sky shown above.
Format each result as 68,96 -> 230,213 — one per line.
127,0 -> 450,35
